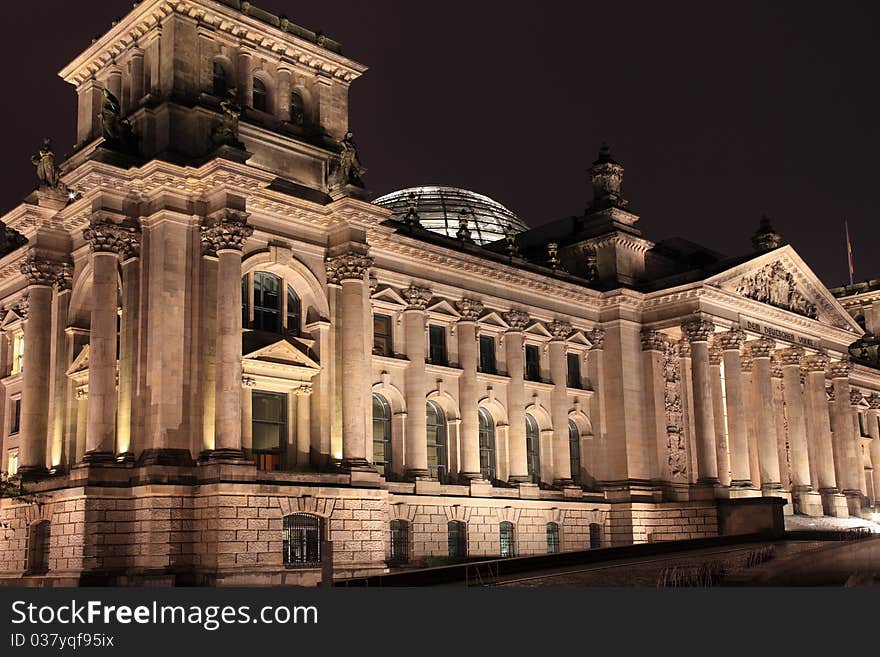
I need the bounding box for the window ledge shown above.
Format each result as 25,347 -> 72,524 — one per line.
372,354 -> 409,369
476,371 -> 511,385
426,363 -> 463,377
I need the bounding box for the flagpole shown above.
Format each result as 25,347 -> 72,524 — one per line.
845,220 -> 855,286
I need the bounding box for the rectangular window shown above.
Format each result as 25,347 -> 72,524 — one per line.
10,398 -> 21,435
7,448 -> 18,477
428,325 -> 448,366
12,332 -> 24,375
479,335 -> 496,374
567,353 -> 582,388
373,314 -> 393,356
252,391 -> 287,472
525,344 -> 541,382
858,412 -> 866,437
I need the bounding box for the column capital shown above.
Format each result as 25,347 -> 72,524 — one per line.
587,327 -> 605,350
745,337 -> 775,359
53,263 -> 73,292
200,211 -> 253,255
83,220 -> 141,258
717,328 -> 746,351
326,252 -> 373,283
504,309 -> 530,332
800,353 -> 828,373
867,392 -> 880,410
20,255 -> 66,288
640,329 -> 668,352
777,345 -> 805,367
849,390 -> 865,407
827,358 -> 853,380
401,284 -> 431,310
681,318 -> 714,343
455,298 -> 484,322
770,357 -> 784,379
548,320 -> 573,342
242,375 -> 257,388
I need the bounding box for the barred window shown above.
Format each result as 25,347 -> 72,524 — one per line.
589,523 -> 603,549
546,522 -> 560,554
569,420 -> 581,484
499,521 -> 516,558
447,520 -> 467,559
525,344 -> 541,382
478,408 -> 496,481
25,520 -> 50,575
426,401 -> 448,482
372,394 -> 392,476
526,414 -> 541,484
282,513 -> 323,566
389,520 -> 410,566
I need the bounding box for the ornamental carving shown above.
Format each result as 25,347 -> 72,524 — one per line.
850,390 -> 865,407
662,340 -> 687,480
504,310 -> 530,332
548,320 -> 573,341
867,393 -> 880,410
827,359 -> 852,380
708,345 -> 723,366
681,318 -> 714,343
777,346 -> 805,367
200,211 -> 253,255
455,298 -> 484,322
0,220 -> 27,257
734,262 -> 818,320
801,353 -> 828,373
54,263 -> 73,292
740,354 -> 753,373
587,328 -> 605,350
9,296 -> 28,320
717,328 -> 745,351
84,220 -> 141,259
769,357 -> 784,379
640,329 -> 667,352
326,252 -> 373,283
745,337 -> 776,359
401,285 -> 432,310
20,256 -> 63,287
826,385 -> 835,402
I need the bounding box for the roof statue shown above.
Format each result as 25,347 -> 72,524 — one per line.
99,87 -> 136,151
211,89 -> 244,148
333,131 -> 366,189
752,215 -> 785,251
31,138 -> 62,189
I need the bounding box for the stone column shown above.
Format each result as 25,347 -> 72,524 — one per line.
548,320 -> 573,486
277,65 -> 292,122
402,285 -> 431,479
718,329 -> 752,487
47,265 -> 72,470
116,248 -> 141,460
867,394 -> 880,508
801,354 -> 845,516
682,318 -> 718,485
746,338 -> 782,491
328,252 -> 374,470
641,330 -> 671,482
740,355 -> 762,488
770,360 -> 791,491
241,378 -> 254,456
201,211 -> 253,460
296,385 -> 312,468
82,223 -> 136,462
708,343 -> 731,487
16,257 -> 61,475
130,48 -> 145,106
505,311 -> 530,483
237,48 -> 254,108
778,347 -> 813,493
849,390 -> 868,499
455,299 -> 484,480
827,360 -> 861,506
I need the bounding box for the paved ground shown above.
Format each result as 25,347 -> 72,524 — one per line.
784,515 -> 880,533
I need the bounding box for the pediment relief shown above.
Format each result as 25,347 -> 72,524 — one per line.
371,286 -> 407,307
425,299 -> 460,318
708,248 -> 860,332
478,311 -> 510,329
567,330 -> 594,348
242,335 -> 320,370
67,344 -> 89,376
524,322 -> 553,338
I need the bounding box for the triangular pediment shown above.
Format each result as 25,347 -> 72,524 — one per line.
67,344 -> 90,375
242,334 -> 320,370
478,311 -> 510,329
371,286 -> 407,307
525,321 -> 553,338
426,299 -> 460,318
568,330 -> 593,348
705,246 -> 861,333
0,308 -> 23,329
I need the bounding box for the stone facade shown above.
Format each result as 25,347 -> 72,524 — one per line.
0,0 -> 878,586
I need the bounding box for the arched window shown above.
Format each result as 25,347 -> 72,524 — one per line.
447,520 -> 467,559
546,522 -> 560,554
526,414 -> 541,484
212,60 -> 229,98
389,519 -> 410,566
569,419 -> 581,484
478,408 -> 496,481
253,77 -> 268,112
499,521 -> 516,558
426,401 -> 447,482
589,523 -> 603,549
290,90 -> 305,126
372,394 -> 392,477
25,520 -> 50,575
283,513 -> 323,566
287,287 -> 302,337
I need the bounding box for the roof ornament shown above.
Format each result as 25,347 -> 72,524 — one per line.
589,142 -> 627,211
504,227 -> 520,259
211,89 -> 244,149
457,208 -> 474,243
332,131 -> 366,189
401,193 -> 420,231
584,244 -> 598,282
751,215 -> 785,252
31,138 -> 63,190
99,87 -> 137,152
547,242 -> 560,270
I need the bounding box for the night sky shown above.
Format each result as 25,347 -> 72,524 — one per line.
3,1 -> 878,286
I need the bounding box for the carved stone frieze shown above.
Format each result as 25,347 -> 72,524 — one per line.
681,318 -> 714,343
326,252 -> 373,284
640,329 -> 667,352
200,211 -> 253,255
587,328 -> 605,350
735,261 -> 818,319
867,393 -> 880,410
504,310 -> 530,332
401,284 -> 432,310
662,340 -> 687,480
84,220 -> 141,259
455,298 -> 484,322
548,320 -> 573,341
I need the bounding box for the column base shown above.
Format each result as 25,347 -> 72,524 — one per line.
115,452 -> 136,464
458,471 -> 484,481
553,478 -> 574,488
761,485 -> 792,515
819,489 -> 850,518
508,475 -> 531,485
198,448 -> 246,464
730,479 -> 756,488
341,458 -> 375,472
517,482 -> 541,499
15,466 -> 49,481
469,478 -> 493,497
842,489 -> 865,517
405,468 -> 431,481
717,485 -> 761,499
793,490 -> 824,517
82,451 -> 116,464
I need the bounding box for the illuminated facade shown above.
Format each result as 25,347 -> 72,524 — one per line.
0,0 -> 878,586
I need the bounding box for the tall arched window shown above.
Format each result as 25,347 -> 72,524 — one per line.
569,419 -> 581,484
389,519 -> 410,566
212,60 -> 229,97
526,414 -> 541,484
287,287 -> 302,337
447,520 -> 467,559
372,394 -> 392,477
253,77 -> 268,112
25,520 -> 50,575
426,401 -> 447,482
253,271 -> 281,332
499,521 -> 516,558
282,513 -> 323,566
478,408 -> 496,481
290,90 -> 305,126
546,522 -> 560,554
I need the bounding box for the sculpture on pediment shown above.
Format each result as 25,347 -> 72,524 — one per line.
100,88 -> 137,150
734,261 -> 818,320
31,138 -> 62,189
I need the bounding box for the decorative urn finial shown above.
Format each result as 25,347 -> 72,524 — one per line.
751,215 -> 784,251
589,142 -> 627,210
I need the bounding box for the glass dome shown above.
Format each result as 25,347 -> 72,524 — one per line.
373,186 -> 529,246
